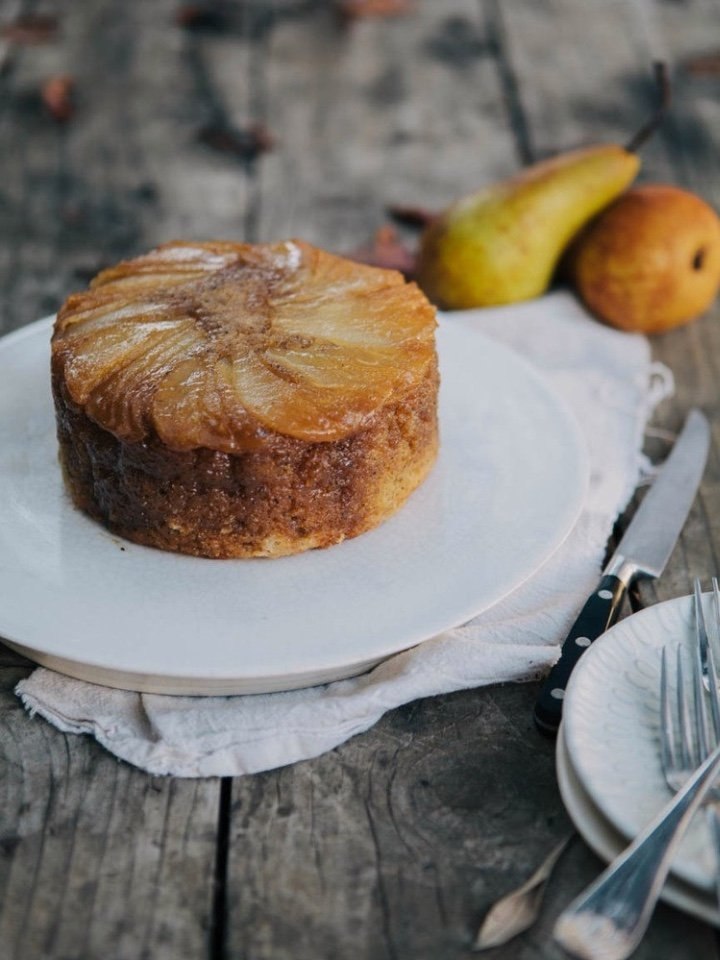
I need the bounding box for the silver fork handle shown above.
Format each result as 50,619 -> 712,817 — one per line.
554,743 -> 720,960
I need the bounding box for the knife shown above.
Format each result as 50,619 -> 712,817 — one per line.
534,408 -> 710,736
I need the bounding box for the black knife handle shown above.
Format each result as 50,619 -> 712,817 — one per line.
534,574 -> 627,737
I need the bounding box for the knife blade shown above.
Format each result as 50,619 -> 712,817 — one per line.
534,408 -> 711,736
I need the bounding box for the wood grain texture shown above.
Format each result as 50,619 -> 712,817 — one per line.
632,0 -> 720,607
1,0 -> 719,957
0,646 -> 220,960
254,0 -> 517,247
227,1 -> 719,957
226,684 -> 571,960
0,3 -> 224,958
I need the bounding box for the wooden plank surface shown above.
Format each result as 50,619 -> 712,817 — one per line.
501,0 -> 720,606
0,2 -> 229,958
1,0 -> 720,957
0,647 -> 221,960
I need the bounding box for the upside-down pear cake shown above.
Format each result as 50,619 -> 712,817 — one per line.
51,240 -> 439,558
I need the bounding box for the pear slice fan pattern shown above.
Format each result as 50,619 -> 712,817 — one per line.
51,240 -> 439,558
54,240 -> 436,451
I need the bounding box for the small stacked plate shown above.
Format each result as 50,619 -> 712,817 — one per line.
559,594 -> 720,925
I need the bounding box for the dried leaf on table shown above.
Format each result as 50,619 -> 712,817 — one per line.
176,3 -> 234,32
386,203 -> 438,229
41,75 -> 75,122
473,836 -> 571,951
339,0 -> 413,21
197,122 -> 275,162
683,52 -> 720,76
0,14 -> 58,45
345,226 -> 417,278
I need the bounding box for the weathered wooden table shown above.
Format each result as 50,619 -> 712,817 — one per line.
2,1 -> 719,957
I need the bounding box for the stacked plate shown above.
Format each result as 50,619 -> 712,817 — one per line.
559,594 -> 720,925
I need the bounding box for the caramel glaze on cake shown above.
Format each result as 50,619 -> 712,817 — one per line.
51,240 -> 439,558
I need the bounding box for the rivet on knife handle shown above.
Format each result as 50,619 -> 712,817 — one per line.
534,574 -> 626,736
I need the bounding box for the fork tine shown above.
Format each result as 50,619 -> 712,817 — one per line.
660,646 -> 677,777
706,643 -> 720,745
712,576 -> 720,665
694,638 -> 711,760
708,582 -> 720,745
677,645 -> 698,769
694,577 -> 710,675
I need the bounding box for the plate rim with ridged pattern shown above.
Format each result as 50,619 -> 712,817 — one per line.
556,727 -> 720,925
563,594 -> 715,892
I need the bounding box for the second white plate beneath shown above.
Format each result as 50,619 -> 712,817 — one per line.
557,728 -> 720,926
563,595 -> 717,893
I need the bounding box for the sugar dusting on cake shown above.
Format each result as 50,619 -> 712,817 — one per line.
149,246 -> 210,262
150,245 -> 235,269
279,240 -> 302,271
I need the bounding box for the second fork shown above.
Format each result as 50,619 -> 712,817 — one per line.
554,588 -> 720,960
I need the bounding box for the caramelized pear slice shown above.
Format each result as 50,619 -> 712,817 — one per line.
231,352 -> 380,441
264,340 -> 415,391
57,301 -> 168,335
60,320 -> 182,403
151,357 -> 257,452
274,294 -> 433,349
85,321 -> 199,441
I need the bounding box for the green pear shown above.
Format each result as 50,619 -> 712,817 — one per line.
416,145 -> 640,309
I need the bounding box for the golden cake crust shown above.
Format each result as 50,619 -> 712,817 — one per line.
51,240 -> 439,558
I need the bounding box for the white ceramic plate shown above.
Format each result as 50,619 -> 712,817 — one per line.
563,595 -> 717,893
556,728 -> 720,927
0,316 -> 587,694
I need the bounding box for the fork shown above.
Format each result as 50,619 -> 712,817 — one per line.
680,579 -> 720,915
554,602 -> 720,960
666,578 -> 720,902
664,579 -> 720,790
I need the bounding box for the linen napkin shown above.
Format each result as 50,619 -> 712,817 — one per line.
15,291 -> 672,778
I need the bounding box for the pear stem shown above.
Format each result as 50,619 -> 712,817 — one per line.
625,61 -> 671,153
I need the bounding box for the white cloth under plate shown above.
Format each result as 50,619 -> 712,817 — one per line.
15,291 -> 672,778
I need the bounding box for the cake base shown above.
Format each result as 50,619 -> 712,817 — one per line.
54,366 -> 439,558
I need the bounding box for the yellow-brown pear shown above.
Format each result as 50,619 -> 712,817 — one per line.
416,145 -> 640,309
567,185 -> 720,333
